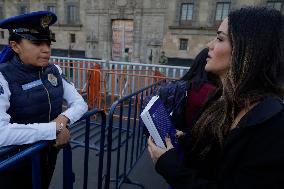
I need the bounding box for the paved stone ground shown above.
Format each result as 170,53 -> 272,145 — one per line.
50,93 -> 169,189
49,147 -> 168,189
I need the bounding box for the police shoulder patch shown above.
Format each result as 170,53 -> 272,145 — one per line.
48,73 -> 58,87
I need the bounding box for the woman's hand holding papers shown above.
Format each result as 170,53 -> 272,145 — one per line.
148,135 -> 173,164
175,129 -> 186,139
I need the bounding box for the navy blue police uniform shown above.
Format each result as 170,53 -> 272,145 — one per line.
0,11 -> 88,189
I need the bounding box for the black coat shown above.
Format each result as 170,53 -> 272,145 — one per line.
156,96 -> 284,189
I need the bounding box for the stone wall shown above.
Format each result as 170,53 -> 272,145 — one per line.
0,0 -> 280,63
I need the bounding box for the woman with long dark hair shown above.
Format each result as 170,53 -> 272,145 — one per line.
148,7 -> 284,189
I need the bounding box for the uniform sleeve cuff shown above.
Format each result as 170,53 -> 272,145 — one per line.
36,122 -> 57,141
61,111 -> 74,124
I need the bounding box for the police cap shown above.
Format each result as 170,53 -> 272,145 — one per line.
0,11 -> 57,42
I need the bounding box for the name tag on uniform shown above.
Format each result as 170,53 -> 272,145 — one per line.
22,79 -> 43,90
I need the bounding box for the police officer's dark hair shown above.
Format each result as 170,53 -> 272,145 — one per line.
8,32 -> 22,43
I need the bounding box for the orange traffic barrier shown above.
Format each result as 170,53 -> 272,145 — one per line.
154,70 -> 165,82
87,64 -> 101,110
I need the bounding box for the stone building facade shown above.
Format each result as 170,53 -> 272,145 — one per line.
0,0 -> 88,57
84,0 -> 167,63
0,0 -> 282,64
164,0 -> 283,60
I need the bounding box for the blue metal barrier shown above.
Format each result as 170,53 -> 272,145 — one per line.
105,80 -> 166,189
76,109 -> 106,189
0,108 -> 106,189
0,141 -> 54,188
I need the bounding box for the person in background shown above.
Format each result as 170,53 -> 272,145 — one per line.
159,51 -> 168,65
0,11 -> 88,188
123,47 -> 130,62
144,48 -> 217,140
165,48 -> 218,189
148,7 -> 284,189
177,48 -> 218,136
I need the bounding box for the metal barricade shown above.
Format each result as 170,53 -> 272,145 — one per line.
0,141 -> 52,189
50,56 -> 190,79
0,140 -> 72,189
105,80 -> 166,189
0,108 -> 106,189
50,57 -> 190,111
52,59 -> 169,112
69,108 -> 107,189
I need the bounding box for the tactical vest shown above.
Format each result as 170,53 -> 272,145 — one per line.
0,55 -> 63,124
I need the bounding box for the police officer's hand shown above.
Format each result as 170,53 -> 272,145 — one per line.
54,114 -> 70,129
53,114 -> 71,148
54,126 -> 70,148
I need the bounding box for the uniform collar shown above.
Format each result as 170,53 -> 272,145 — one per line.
10,55 -> 42,72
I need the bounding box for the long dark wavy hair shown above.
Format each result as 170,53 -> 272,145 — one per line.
191,7 -> 284,156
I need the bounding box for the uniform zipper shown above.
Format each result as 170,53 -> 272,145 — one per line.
39,68 -> 52,122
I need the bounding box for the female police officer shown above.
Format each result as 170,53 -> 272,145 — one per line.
0,11 -> 88,188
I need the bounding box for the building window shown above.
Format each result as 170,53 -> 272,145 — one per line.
0,31 -> 4,39
179,39 -> 188,50
66,5 -> 79,24
18,5 -> 29,14
180,3 -> 193,23
267,1 -> 282,11
215,2 -> 230,21
70,33 -> 76,43
46,5 -> 56,14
